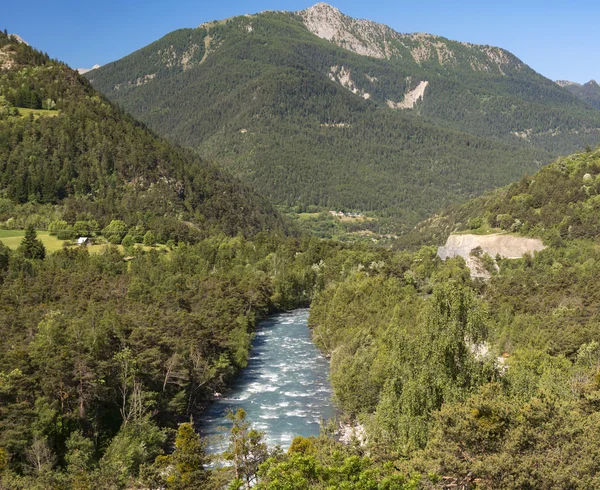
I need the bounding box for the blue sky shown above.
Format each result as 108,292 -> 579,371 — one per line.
4,0 -> 599,83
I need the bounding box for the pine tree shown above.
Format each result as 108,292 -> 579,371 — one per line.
19,225 -> 46,260
143,230 -> 156,247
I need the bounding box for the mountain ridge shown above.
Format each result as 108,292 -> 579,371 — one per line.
86,4 -> 600,231
556,79 -> 600,110
298,2 -> 524,75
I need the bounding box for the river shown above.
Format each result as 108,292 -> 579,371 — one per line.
198,309 -> 336,453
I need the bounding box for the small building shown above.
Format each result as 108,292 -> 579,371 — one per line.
76,237 -> 89,246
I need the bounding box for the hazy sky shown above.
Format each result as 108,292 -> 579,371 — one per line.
4,0 -> 599,83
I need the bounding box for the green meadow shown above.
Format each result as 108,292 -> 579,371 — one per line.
0,229 -> 170,255
0,229 -> 65,252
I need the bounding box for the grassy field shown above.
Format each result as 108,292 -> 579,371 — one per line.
0,229 -> 66,252
0,96 -> 59,119
295,212 -> 375,223
0,229 -> 170,255
337,215 -> 375,223
17,107 -> 60,119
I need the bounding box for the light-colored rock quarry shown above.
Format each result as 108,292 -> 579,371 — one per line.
438,233 -> 545,261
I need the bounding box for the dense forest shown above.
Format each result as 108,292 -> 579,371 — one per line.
400,144 -> 600,249
293,148 -> 600,488
6,216 -> 600,488
0,31 -> 285,240
0,225 -> 355,488
86,10 -> 600,230
4,22 -> 600,490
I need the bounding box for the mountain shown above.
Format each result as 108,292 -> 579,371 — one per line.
77,63 -> 101,74
85,3 -> 600,231
0,31 -> 286,239
557,79 -> 600,110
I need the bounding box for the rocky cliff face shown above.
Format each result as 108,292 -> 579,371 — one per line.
298,2 -> 397,59
297,3 -> 524,75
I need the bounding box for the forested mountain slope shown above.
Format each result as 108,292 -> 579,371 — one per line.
557,79 -> 600,110
399,144 -> 600,248
0,30 -> 320,489
86,3 -> 600,229
0,31 -> 286,239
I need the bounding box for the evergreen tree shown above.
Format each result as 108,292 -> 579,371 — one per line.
19,225 -> 46,260
0,241 -> 10,273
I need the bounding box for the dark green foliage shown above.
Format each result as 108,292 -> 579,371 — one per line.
87,11 -> 600,230
0,241 -> 10,273
4,19 -> 600,490
302,142 -> 600,486
306,232 -> 600,487
411,376 -> 600,489
559,79 -> 600,110
402,145 -> 600,248
0,30 -> 286,240
18,224 -> 45,259
0,232 -> 344,487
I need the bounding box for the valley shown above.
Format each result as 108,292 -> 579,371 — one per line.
2,6 -> 600,489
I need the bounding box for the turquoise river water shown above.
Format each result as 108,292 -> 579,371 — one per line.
198,309 -> 336,453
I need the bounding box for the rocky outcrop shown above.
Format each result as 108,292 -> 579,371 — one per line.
298,3 -> 392,59
297,3 -> 523,76
328,65 -> 371,99
556,80 -> 580,88
8,34 -> 27,45
438,233 -> 545,279
438,233 -> 545,260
